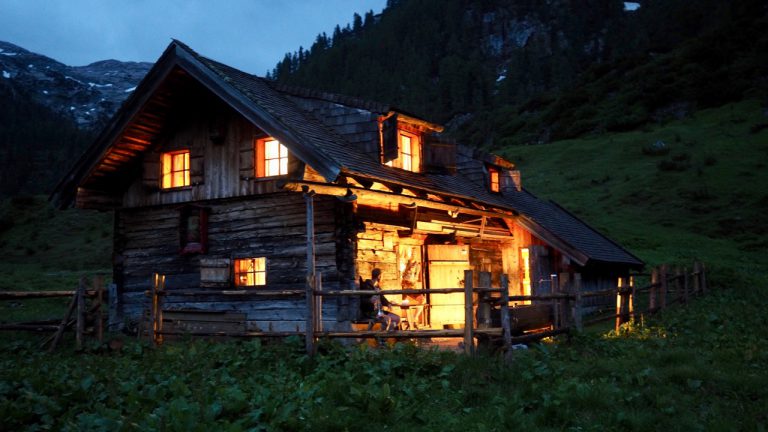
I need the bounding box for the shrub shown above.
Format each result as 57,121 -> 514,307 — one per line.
642,140 -> 670,156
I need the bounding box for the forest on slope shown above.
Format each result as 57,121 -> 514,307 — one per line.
270,0 -> 768,147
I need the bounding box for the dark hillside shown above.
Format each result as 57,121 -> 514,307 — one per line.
0,81 -> 94,197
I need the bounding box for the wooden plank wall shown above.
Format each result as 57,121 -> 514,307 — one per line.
116,193 -> 345,331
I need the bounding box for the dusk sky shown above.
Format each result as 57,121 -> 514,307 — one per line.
0,0 -> 387,75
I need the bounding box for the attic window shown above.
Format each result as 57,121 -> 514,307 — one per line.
234,257 -> 267,287
255,137 -> 289,177
489,167 -> 500,193
161,150 -> 190,189
385,130 -> 421,173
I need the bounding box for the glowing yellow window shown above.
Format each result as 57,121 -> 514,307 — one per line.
489,167 -> 500,192
161,150 -> 190,189
234,257 -> 266,287
385,130 -> 421,172
255,137 -> 289,177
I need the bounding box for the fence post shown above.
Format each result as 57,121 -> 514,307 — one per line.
558,272 -> 570,329
682,267 -> 689,304
693,262 -> 702,296
629,276 -> 635,324
150,273 -> 158,344
157,275 -> 165,344
463,270 -> 475,356
477,272 -> 491,329
500,275 -> 512,359
615,277 -> 623,332
551,274 -> 560,329
700,262 -> 708,294
573,273 -> 583,332
306,274 -> 316,356
650,267 -> 659,313
659,264 -> 668,311
76,276 -> 86,350
95,275 -> 104,344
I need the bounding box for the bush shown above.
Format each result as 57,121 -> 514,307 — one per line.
642,140 -> 671,156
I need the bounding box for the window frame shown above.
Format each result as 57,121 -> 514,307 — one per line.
488,166 -> 500,193
179,205 -> 208,255
161,149 -> 191,189
233,257 -> 267,287
385,129 -> 421,173
254,137 -> 289,178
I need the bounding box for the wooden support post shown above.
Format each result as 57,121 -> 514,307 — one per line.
615,277 -> 623,332
573,273 -> 583,332
304,188 -> 316,356
500,275 -> 512,359
659,264 -> 668,311
477,272 -> 491,329
76,276 -> 85,350
650,267 -> 659,313
681,267 -> 689,304
558,272 -> 570,329
463,270 -> 474,356
95,275 -> 104,343
315,273 -> 323,332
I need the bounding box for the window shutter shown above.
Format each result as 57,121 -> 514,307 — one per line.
422,135 -> 456,174
190,145 -> 204,185
142,151 -> 160,190
254,139 -> 266,178
239,139 -> 255,179
381,114 -> 399,163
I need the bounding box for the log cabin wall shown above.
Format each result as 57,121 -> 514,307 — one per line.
115,193 -> 346,332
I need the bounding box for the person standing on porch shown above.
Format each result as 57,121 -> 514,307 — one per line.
361,268 -> 401,331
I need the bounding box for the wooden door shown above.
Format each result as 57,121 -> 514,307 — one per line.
427,245 -> 470,327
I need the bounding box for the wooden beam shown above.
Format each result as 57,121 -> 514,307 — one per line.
282,181 -> 516,220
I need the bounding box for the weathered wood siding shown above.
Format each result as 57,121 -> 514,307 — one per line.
122,97 -> 301,208
115,193 -> 348,331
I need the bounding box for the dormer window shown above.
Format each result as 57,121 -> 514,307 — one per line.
255,137 -> 289,177
489,167 -> 500,193
385,130 -> 421,173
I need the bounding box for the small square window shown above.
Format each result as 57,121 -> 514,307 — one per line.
234,257 -> 267,287
161,150 -> 190,189
180,206 -> 208,255
255,137 -> 289,178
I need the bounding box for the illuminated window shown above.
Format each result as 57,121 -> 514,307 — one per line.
489,167 -> 500,192
234,257 -> 266,287
255,137 -> 289,177
161,150 -> 190,189
385,130 -> 421,172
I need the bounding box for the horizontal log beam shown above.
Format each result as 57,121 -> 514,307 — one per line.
0,290 -> 100,300
282,181 -> 517,220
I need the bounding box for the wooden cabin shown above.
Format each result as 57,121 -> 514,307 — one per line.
52,41 -> 643,333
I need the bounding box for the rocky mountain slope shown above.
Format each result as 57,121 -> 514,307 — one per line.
0,41 -> 150,129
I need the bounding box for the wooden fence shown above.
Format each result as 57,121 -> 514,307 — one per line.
145,261 -> 709,356
0,275 -> 107,351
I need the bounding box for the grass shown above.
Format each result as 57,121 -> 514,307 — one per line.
1,101 -> 767,430
0,195 -> 111,321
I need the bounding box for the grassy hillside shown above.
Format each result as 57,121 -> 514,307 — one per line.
0,196 -> 111,320
502,100 -> 768,286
